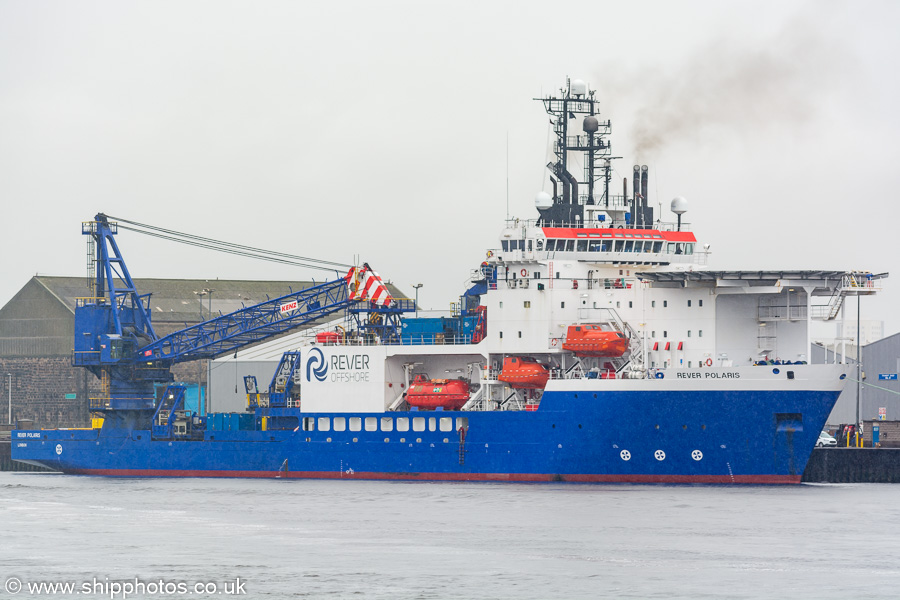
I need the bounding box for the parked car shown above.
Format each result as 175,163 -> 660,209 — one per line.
817,430 -> 837,447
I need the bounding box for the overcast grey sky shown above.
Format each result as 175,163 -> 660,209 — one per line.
1,0 -> 899,338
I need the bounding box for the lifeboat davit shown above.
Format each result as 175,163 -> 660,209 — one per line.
406,374 -> 470,410
562,324 -> 628,357
498,356 -> 550,389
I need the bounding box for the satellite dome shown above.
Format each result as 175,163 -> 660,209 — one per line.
535,191 -> 553,210
571,79 -> 587,97
670,196 -> 688,215
583,116 -> 599,133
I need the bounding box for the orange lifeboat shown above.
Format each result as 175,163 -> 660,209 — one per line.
562,324 -> 628,357
316,331 -> 341,344
406,374 -> 470,410
498,356 -> 550,389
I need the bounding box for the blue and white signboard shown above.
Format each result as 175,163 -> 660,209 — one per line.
878,373 -> 898,381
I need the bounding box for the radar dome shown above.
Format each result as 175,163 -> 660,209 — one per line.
670,196 -> 688,215
535,191 -> 553,210
583,116 -> 599,133
571,79 -> 587,97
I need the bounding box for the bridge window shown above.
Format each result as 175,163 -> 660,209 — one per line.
397,417 -> 409,432
502,240 -> 509,251
318,417 -> 330,431
413,417 -> 426,432
667,243 -> 675,253
624,241 -> 633,252
380,417 -> 393,432
652,241 -> 663,252
365,417 -> 377,431
565,240 -> 575,252
333,417 -> 346,431
589,240 -> 602,252
615,240 -> 624,252
577,240 -> 587,252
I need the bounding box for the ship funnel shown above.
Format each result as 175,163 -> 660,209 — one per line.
640,165 -> 648,210
633,165 -> 641,213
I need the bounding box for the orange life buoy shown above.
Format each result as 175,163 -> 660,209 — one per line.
520,269 -> 528,277
551,338 -> 558,347
705,358 -> 713,366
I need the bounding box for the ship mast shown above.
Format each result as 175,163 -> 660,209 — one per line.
536,78 -> 616,227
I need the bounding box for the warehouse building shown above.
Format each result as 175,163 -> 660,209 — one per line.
0,275 -> 346,427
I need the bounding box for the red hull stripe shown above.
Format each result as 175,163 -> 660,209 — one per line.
67,469 -> 801,484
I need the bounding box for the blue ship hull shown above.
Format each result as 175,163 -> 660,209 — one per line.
12,385 -> 840,483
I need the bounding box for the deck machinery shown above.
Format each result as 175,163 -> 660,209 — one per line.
74,214 -> 424,439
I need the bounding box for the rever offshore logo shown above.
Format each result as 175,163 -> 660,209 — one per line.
306,347 -> 328,382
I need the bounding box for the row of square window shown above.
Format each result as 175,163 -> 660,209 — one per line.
300,416 -> 469,433
653,330 -> 703,338
499,330 -> 703,339
500,299 -> 705,309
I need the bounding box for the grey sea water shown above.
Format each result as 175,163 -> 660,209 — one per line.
1,473 -> 899,599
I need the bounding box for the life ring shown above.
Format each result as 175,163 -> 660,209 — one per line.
705,358 -> 713,366
551,338 -> 558,347
486,250 -> 493,258
520,269 -> 528,277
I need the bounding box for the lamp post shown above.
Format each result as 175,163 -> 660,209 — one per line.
193,288 -> 215,415
412,284 -> 423,317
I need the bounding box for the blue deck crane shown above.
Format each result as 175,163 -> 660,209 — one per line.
73,214 -> 412,435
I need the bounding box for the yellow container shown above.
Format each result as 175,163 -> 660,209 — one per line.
92,417 -> 104,429
261,417 -> 267,431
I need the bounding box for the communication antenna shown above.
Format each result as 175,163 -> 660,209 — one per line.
506,131 -> 510,219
